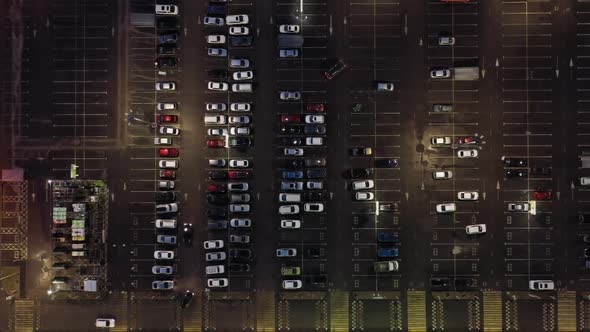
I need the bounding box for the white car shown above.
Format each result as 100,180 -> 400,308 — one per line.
95,318 -> 116,328
230,58 -> 250,68
232,83 -> 252,92
204,16 -> 224,26
154,137 -> 172,145
230,159 -> 249,168
457,149 -> 478,158
208,81 -> 229,91
155,219 -> 176,229
307,181 -> 323,190
282,280 -> 302,289
355,192 -> 374,201
206,265 -> 225,275
207,128 -> 227,136
152,265 -> 173,274
155,4 -> 178,15
436,203 -> 456,213
203,240 -> 224,250
305,115 -> 324,124
465,224 -> 486,234
284,148 -> 303,156
431,136 -> 452,145
279,205 -> 300,215
229,116 -> 250,124
230,127 -> 250,135
352,180 -> 374,190
432,170 -> 452,180
230,204 -> 250,213
438,36 -> 455,45
156,82 -> 176,91
154,250 -> 174,259
430,68 -> 451,79
229,27 -> 249,35
279,25 -> 300,33
205,252 -> 226,261
233,71 -> 253,81
281,219 -> 301,229
276,248 -> 297,257
159,127 -> 179,136
207,35 -> 226,44
304,203 -> 324,212
206,103 -> 226,112
280,49 -> 299,58
208,48 -> 227,57
306,137 -> 323,145
529,280 -> 554,291
230,218 -> 251,228
280,91 -> 301,100
228,182 -> 249,191
508,203 -> 530,212
581,177 -> 590,186
158,160 -> 178,169
458,191 -> 479,201
157,102 -> 177,111
230,103 -> 251,112
207,278 -> 229,288
376,82 -> 395,91
226,14 -> 249,25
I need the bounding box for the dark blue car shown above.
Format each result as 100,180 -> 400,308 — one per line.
377,232 -> 399,243
377,247 -> 399,258
282,171 -> 304,179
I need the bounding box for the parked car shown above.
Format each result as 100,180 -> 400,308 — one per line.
324,59 -> 346,80
436,203 -> 456,213
465,224 -> 487,234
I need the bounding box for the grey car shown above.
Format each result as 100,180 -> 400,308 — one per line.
305,159 -> 326,167
304,125 -> 326,135
281,181 -> 303,190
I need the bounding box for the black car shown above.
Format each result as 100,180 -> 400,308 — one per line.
502,157 -> 527,167
430,277 -> 451,289
304,247 -> 321,258
304,125 -> 326,135
379,203 -> 399,213
505,169 -> 527,179
157,18 -> 179,30
283,137 -> 302,146
156,192 -> 176,203
208,219 -> 228,229
350,147 -> 372,156
280,125 -> 301,134
304,158 -> 326,167
207,193 -> 228,205
454,278 -> 476,289
286,159 -> 304,168
208,171 -> 228,180
350,168 -> 373,179
229,248 -> 252,259
229,263 -> 250,272
207,4 -> 226,15
207,208 -> 227,220
230,137 -> 252,148
530,167 -> 552,176
159,33 -> 178,44
375,159 -> 399,168
306,169 -> 327,179
304,275 -> 328,286
230,36 -> 253,46
182,223 -> 193,246
208,69 -> 228,79
155,57 -> 177,69
304,192 -> 325,201
324,59 -> 346,80
180,290 -> 194,309
157,45 -> 177,55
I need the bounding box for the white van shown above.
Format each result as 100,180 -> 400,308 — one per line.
95,318 -> 116,328
154,137 -> 172,145
158,160 -> 178,169
279,193 -> 301,202
232,83 -> 253,92
156,219 -> 177,229
204,115 -> 227,125
206,265 -> 225,275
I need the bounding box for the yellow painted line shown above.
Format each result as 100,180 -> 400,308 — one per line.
483,291 -> 502,332
558,291 -> 576,332
183,292 -> 202,332
256,291 -> 276,332
407,291 -> 426,332
14,300 -> 35,332
330,291 -> 349,332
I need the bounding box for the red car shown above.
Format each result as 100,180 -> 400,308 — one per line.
307,104 -> 325,112
207,140 -> 226,148
157,114 -> 178,123
159,170 -> 176,179
533,191 -> 552,200
281,114 -> 301,123
208,184 -> 227,193
159,148 -> 179,157
229,170 -> 251,179
456,136 -> 477,145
